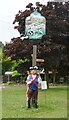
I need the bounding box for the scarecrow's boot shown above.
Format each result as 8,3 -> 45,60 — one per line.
28,103 -> 30,108
34,100 -> 38,108
35,104 -> 38,108
28,100 -> 31,108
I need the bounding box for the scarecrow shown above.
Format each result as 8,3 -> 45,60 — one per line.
26,66 -> 42,108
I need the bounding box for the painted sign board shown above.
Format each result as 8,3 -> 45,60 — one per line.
36,59 -> 45,62
41,81 -> 47,89
25,11 -> 46,39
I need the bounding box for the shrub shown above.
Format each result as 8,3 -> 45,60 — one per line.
6,81 -> 16,85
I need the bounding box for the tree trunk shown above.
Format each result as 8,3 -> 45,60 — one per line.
53,73 -> 56,84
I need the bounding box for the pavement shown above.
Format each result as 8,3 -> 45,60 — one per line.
0,83 -> 6,89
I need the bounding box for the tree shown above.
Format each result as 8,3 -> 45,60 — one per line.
0,42 -> 3,75
2,57 -> 13,75
3,2 -> 69,84
3,37 -> 32,74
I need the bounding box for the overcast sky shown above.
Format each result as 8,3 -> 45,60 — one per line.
0,0 -> 68,44
0,0 -> 49,44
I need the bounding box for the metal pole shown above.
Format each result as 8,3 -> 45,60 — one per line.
44,90 -> 46,105
32,45 -> 37,67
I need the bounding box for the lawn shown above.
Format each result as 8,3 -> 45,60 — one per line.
0,87 -> 2,119
2,85 -> 67,118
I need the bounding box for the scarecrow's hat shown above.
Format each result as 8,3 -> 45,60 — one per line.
29,66 -> 38,74
29,66 -> 38,70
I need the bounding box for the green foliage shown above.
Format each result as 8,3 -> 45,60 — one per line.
0,63 -> 2,75
10,59 -> 29,71
0,48 -> 2,63
12,70 -> 21,77
4,56 -> 11,61
2,57 -> 12,75
11,59 -> 30,75
18,59 -> 30,65
0,80 -> 3,83
2,56 -> 30,75
6,81 -> 16,85
19,76 -> 27,84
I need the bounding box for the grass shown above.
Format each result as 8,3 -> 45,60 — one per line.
0,87 -> 2,119
2,85 -> 67,118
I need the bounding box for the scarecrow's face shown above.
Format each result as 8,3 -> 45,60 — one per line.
30,70 -> 38,74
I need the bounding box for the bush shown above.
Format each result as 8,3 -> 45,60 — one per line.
59,77 -> 64,83
6,81 -> 16,85
0,80 -> 3,83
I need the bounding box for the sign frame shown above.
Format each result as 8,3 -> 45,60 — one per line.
25,11 -> 46,40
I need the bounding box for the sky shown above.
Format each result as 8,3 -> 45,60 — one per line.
0,0 -> 68,44
0,0 -> 49,44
